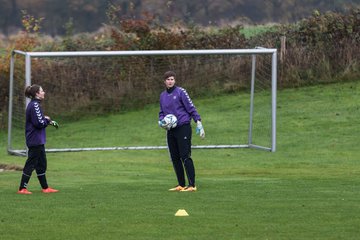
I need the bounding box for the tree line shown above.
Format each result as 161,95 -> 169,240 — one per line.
0,0 -> 359,36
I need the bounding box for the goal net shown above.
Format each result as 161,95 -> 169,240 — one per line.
8,49 -> 277,156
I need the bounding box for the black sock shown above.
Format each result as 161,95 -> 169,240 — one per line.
19,173 -> 31,190
37,174 -> 48,189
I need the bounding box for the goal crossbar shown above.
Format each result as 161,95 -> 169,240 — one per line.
13,49 -> 277,57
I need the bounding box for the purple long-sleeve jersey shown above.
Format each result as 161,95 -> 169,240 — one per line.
25,99 -> 50,147
159,86 -> 201,126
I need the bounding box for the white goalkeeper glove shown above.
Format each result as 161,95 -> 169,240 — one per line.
158,119 -> 169,130
50,120 -> 59,129
196,121 -> 205,139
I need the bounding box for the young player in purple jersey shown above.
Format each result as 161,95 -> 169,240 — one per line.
159,71 -> 205,192
17,84 -> 59,194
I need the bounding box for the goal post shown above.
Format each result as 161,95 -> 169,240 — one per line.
8,48 -> 277,156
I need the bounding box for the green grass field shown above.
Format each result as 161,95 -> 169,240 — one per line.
0,81 -> 359,240
240,24 -> 278,39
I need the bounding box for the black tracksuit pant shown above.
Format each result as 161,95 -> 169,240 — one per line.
167,123 -> 196,187
19,145 -> 48,190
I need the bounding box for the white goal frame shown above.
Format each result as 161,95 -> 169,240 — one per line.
8,49 -> 277,155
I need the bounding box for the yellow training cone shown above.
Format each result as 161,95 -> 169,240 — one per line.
175,209 -> 189,216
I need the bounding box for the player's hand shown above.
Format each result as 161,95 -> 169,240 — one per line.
50,120 -> 59,129
158,119 -> 168,130
196,121 -> 205,139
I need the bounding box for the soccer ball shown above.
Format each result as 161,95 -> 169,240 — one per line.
164,114 -> 178,129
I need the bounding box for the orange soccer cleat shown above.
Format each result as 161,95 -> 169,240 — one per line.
17,188 -> 32,194
168,185 -> 185,192
180,186 -> 197,192
42,187 -> 59,193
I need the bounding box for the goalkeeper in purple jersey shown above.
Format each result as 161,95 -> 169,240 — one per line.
17,84 -> 59,194
159,71 -> 205,192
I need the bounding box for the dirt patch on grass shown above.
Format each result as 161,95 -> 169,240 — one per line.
0,163 -> 23,172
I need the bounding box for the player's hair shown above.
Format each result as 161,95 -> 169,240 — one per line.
163,71 -> 176,80
25,84 -> 41,99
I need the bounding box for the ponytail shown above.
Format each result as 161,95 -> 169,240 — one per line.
24,84 -> 41,99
